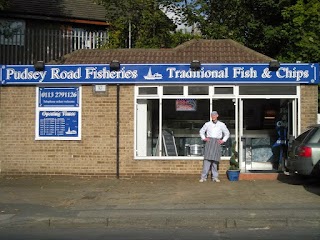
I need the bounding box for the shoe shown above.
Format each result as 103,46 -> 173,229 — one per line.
212,178 -> 220,183
199,178 -> 207,183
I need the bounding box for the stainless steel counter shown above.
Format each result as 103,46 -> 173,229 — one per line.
242,129 -> 277,138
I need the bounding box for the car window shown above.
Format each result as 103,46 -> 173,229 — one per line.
295,127 -> 320,144
308,127 -> 320,143
295,129 -> 311,142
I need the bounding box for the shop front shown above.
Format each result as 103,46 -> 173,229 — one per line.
0,40 -> 319,177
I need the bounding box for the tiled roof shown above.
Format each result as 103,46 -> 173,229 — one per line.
0,0 -> 106,22
57,39 -> 273,64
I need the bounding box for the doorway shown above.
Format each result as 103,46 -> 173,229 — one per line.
238,98 -> 298,172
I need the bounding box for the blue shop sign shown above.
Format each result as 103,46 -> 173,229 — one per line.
1,63 -> 319,85
38,87 -> 80,107
38,110 -> 79,138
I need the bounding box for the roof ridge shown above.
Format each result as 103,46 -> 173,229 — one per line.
173,39 -> 200,51
226,39 -> 273,61
55,39 -> 273,64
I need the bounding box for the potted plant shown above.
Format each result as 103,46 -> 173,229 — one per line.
227,141 -> 240,181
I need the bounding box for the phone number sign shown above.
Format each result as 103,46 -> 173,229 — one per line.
38,87 -> 79,107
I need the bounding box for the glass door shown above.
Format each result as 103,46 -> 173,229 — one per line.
239,98 -> 298,172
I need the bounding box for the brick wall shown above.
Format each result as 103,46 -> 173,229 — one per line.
300,85 -> 318,132
3,84 -> 313,177
0,85 -> 318,177
1,85 -> 221,178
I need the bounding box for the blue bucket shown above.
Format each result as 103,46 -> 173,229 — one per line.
227,170 -> 240,181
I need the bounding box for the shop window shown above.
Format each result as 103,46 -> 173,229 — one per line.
163,86 -> 183,95
212,99 -> 236,129
243,99 -> 280,130
239,86 -> 296,95
138,87 -> 158,95
162,99 -> 209,156
136,99 -> 159,156
188,86 -> 209,95
135,87 -> 235,158
214,87 -> 233,95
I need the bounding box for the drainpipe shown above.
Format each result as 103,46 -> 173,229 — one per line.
116,84 -> 120,179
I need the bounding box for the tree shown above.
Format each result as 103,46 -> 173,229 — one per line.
96,0 -> 320,63
96,0 -> 184,48
239,0 -> 295,58
166,0 -> 320,63
167,0 -> 297,58
279,0 -> 320,62
130,4 -> 177,48
169,30 -> 201,47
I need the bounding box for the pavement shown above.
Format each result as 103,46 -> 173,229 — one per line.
0,174 -> 320,230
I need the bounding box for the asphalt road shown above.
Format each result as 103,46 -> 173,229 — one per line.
0,227 -> 320,240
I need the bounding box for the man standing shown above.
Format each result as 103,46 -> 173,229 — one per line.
199,111 -> 230,182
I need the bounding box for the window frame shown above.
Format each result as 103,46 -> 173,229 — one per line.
134,85 -> 235,160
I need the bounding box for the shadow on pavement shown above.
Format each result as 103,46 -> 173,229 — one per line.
277,173 -> 320,196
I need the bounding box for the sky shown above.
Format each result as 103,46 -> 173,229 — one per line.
160,4 -> 192,32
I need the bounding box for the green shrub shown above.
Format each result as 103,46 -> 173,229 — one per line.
229,141 -> 239,170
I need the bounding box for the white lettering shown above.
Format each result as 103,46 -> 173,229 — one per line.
233,67 -> 257,78
62,111 -> 76,116
6,68 -> 47,82
166,67 -> 229,79
41,111 -> 61,117
276,67 -> 309,81
84,67 -> 138,80
51,68 -> 81,79
167,67 -> 176,78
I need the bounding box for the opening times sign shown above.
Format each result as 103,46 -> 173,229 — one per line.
36,87 -> 81,140
39,111 -> 79,137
